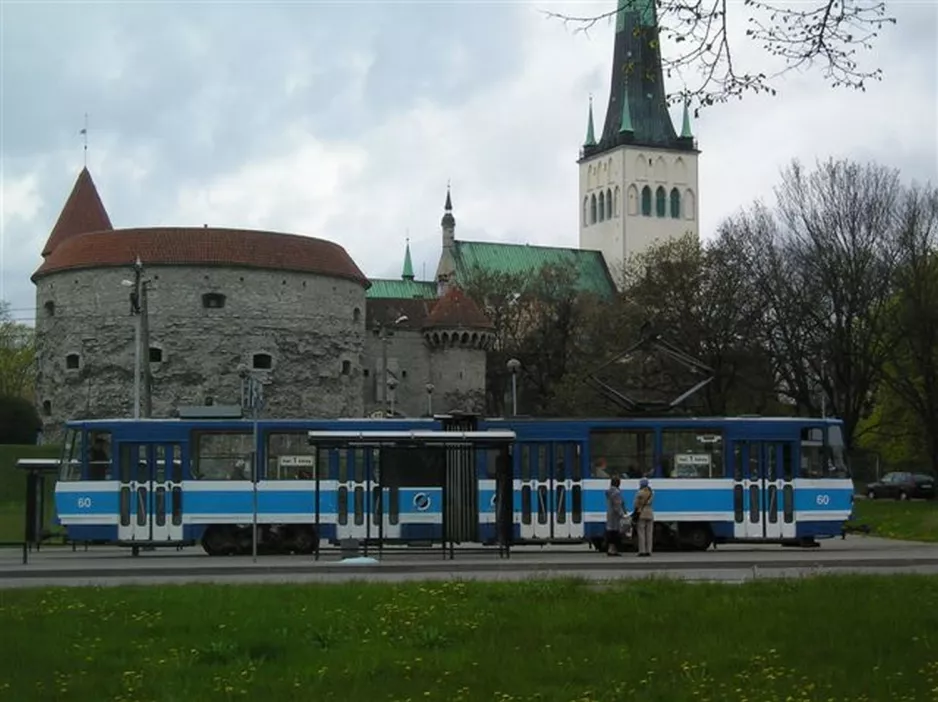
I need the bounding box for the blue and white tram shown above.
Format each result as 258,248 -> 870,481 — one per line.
52,414 -> 855,555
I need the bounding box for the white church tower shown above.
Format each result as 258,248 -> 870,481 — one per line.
578,0 -> 700,282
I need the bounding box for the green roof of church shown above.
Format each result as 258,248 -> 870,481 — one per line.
452,240 -> 615,297
367,278 -> 437,299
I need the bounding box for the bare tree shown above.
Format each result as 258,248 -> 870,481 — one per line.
734,159 -> 903,449
880,184 -> 938,472
543,0 -> 895,109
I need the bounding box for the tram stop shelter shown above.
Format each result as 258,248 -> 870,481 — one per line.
9,457 -> 64,564
307,425 -> 516,560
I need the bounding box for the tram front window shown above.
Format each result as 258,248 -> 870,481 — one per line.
827,425 -> 850,478
59,429 -> 82,481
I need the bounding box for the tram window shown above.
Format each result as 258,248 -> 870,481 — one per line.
661,430 -> 723,478
800,427 -> 826,478
59,429 -> 83,482
826,425 -> 850,478
267,432 -> 319,479
191,431 -> 253,480
87,431 -> 113,480
589,430 -> 654,478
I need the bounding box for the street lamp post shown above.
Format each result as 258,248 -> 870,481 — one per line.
121,256 -> 152,419
507,358 -> 521,416
378,314 -> 408,415
387,377 -> 398,416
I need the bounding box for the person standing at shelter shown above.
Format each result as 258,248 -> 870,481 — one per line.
632,477 -> 655,557
605,476 -> 627,556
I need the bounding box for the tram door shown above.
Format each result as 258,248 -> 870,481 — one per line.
731,441 -> 795,540
370,449 -> 401,540
335,448 -> 399,541
117,443 -> 184,543
518,442 -> 583,541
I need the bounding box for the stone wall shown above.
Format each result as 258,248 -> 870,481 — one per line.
361,329 -> 488,418
34,265 -> 366,438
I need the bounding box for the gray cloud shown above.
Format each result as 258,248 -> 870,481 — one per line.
2,0 -> 936,323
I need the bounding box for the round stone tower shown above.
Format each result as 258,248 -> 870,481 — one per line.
422,286 -> 494,414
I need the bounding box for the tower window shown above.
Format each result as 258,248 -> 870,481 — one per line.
202,293 -> 226,309
341,360 -> 351,375
670,188 -> 681,219
641,187 -> 652,216
149,347 -> 163,363
65,353 -> 80,370
598,191 -> 605,222
42,400 -> 52,417
655,187 -> 666,218
606,188 -> 612,219
353,307 -> 361,323
252,353 -> 273,370
590,194 -> 597,224
44,301 -> 55,316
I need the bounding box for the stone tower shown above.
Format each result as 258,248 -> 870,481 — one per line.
578,0 -> 700,284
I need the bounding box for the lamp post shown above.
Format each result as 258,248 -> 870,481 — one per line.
387,377 -> 398,417
507,358 -> 521,416
239,363 -> 265,563
378,314 -> 408,414
426,383 -> 434,416
121,256 -> 152,419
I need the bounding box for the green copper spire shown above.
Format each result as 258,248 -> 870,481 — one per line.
584,96 -> 597,147
617,0 -> 656,31
619,84 -> 634,134
680,100 -> 693,138
402,238 -> 414,280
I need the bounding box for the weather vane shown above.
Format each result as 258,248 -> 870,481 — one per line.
79,113 -> 88,167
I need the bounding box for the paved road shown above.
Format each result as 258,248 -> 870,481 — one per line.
1,535 -> 937,588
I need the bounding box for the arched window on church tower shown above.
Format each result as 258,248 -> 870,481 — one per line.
670,188 -> 681,219
598,191 -> 605,222
590,194 -> 597,224
655,186 -> 666,218
605,188 -> 612,219
614,186 -> 621,217
641,186 -> 652,216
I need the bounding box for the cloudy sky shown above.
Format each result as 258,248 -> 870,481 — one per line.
1,0 -> 935,324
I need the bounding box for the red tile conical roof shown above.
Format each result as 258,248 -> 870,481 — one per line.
425,286 -> 493,330
41,167 -> 113,257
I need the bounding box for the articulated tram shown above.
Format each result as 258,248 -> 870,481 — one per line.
53,413 -> 854,555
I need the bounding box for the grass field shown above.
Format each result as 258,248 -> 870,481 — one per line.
1,576 -> 937,702
850,498 -> 938,543
0,444 -> 61,544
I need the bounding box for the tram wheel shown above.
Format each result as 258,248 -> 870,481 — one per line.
202,526 -> 236,556
681,524 -> 712,551
291,526 -> 318,555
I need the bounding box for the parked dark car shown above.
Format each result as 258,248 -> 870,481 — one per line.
866,472 -> 936,501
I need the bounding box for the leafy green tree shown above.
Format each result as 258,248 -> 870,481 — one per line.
0,301 -> 36,401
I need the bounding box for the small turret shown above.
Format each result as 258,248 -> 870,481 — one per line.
584,96 -> 597,148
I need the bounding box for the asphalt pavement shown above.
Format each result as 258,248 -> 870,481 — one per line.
1,535 -> 937,588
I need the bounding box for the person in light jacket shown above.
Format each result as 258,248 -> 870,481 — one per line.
632,477 -> 655,557
604,476 -> 627,556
